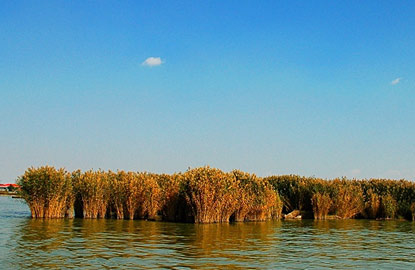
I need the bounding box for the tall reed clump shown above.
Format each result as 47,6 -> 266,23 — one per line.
18,166 -> 74,218
311,192 -> 332,220
157,173 -> 183,221
232,170 -> 256,222
271,191 -> 284,219
123,171 -> 145,220
138,172 -> 162,220
331,180 -> 364,219
110,171 -> 126,219
233,170 -> 282,221
73,170 -> 110,219
266,175 -> 314,213
380,194 -> 397,219
104,171 -> 163,220
114,172 -> 163,220
183,167 -> 239,223
246,184 -> 282,221
363,188 -> 381,219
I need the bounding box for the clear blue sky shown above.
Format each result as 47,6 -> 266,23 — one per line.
1,1 -> 414,182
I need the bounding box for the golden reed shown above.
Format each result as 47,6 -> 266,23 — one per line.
18,167 -> 415,222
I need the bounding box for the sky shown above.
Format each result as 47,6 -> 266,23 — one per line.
1,1 -> 414,182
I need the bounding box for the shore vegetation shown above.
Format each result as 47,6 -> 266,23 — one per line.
17,167 -> 415,222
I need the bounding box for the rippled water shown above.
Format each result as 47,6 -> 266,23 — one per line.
1,196 -> 415,269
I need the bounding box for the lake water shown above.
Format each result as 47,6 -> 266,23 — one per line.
1,196 -> 415,269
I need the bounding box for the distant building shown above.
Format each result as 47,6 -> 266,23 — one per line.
0,184 -> 20,192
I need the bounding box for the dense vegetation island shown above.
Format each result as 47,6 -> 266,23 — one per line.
17,166 -> 415,223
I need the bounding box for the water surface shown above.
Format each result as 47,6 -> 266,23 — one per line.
1,196 -> 415,269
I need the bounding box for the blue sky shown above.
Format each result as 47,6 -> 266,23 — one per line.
1,1 -> 414,182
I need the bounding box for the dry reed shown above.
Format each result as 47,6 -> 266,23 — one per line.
157,173 -> 182,221
17,166 -> 415,222
183,167 -> 239,223
74,170 -> 110,219
18,166 -> 73,218
311,192 -> 332,220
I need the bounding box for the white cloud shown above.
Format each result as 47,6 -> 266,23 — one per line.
142,57 -> 163,67
391,77 -> 402,85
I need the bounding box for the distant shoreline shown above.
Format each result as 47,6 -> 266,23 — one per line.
0,192 -> 16,196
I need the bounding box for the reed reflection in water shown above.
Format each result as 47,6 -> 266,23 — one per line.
8,218 -> 281,269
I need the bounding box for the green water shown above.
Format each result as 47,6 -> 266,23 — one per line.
1,196 -> 415,269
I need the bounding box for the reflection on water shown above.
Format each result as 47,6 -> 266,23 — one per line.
9,219 -> 280,269
1,197 -> 415,269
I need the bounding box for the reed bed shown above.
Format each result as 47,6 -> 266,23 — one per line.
267,175 -> 415,220
17,167 -> 415,222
